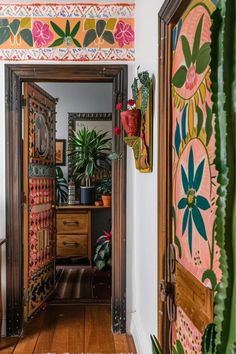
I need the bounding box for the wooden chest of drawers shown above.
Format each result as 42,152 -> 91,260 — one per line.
56,208 -> 91,265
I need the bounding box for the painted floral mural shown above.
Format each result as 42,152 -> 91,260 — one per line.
171,0 -> 222,353
0,3 -> 135,61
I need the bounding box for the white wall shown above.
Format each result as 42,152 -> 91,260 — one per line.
126,0 -> 164,353
38,82 -> 112,180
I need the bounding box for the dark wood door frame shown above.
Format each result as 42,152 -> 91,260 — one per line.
158,0 -> 191,352
5,64 -> 128,336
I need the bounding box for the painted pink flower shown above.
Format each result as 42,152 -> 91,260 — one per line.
32,21 -> 53,48
185,64 -> 197,90
114,21 -> 135,47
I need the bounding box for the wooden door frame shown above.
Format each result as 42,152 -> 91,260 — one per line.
158,0 -> 191,351
5,64 -> 128,336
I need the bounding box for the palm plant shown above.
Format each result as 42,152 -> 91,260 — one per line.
69,128 -> 112,186
56,167 -> 68,204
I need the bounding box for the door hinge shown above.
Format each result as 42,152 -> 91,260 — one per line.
21,96 -> 26,107
160,244 -> 177,322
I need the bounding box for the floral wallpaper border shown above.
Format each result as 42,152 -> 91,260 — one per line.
0,3 -> 135,61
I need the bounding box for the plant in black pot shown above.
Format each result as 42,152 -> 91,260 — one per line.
94,230 -> 112,270
97,178 -> 112,207
69,127 -> 111,205
56,166 -> 68,205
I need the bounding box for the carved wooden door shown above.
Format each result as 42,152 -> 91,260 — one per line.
23,82 -> 56,319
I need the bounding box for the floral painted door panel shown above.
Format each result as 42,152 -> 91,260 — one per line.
171,1 -> 221,353
23,83 -> 56,319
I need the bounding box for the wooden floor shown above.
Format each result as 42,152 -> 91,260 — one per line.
0,305 -> 136,354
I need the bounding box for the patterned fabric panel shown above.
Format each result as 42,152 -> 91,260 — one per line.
28,263 -> 54,317
0,3 -> 135,61
29,177 -> 55,277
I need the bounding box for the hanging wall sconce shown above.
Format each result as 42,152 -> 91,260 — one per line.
115,68 -> 153,172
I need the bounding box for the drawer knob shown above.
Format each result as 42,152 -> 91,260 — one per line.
63,221 -> 79,225
62,241 -> 79,248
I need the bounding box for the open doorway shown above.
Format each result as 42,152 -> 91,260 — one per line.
5,65 -> 127,336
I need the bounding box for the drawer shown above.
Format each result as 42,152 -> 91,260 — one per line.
56,212 -> 89,234
57,234 -> 88,258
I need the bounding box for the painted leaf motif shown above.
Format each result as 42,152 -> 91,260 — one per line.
181,35 -> 192,68
19,29 -> 33,46
196,42 -> 211,74
196,105 -> 204,136
188,212 -> 193,256
193,159 -> 205,191
192,15 -> 204,63
182,207 -> 189,235
181,104 -> 187,140
205,102 -> 213,145
20,18 -> 31,29
181,165 -> 189,194
178,197 -> 187,209
174,120 -> 181,156
172,66 -> 187,88
72,38 -> 81,47
106,18 -> 117,31
192,206 -> 207,240
84,19 -> 95,30
65,20 -> 70,36
83,29 -> 97,47
0,27 -> 11,45
49,37 -> 64,47
71,21 -> 80,38
202,269 -> 217,289
96,20 -> 106,37
0,19 -> 9,27
102,31 -> 115,45
50,21 -> 65,37
188,147 -> 194,188
196,196 -> 211,210
176,340 -> 185,354
9,19 -> 20,35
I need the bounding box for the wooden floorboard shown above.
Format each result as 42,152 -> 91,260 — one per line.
9,305 -> 136,354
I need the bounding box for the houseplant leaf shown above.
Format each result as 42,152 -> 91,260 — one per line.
83,29 -> 97,47
172,65 -> 187,88
192,14 -> 204,63
0,27 -> 11,45
102,31 -> 115,44
50,21 -> 65,37
181,35 -> 192,68
20,29 -> 33,46
96,20 -> 106,37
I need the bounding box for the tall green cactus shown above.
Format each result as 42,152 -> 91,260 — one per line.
205,0 -> 236,352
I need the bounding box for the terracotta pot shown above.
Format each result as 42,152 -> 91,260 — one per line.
120,109 -> 141,136
102,195 -> 112,207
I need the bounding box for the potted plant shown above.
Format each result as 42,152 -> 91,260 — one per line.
93,230 -> 112,270
69,128 -> 111,205
56,166 -> 68,205
97,178 -> 112,207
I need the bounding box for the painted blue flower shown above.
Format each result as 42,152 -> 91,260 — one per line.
177,147 -> 211,256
